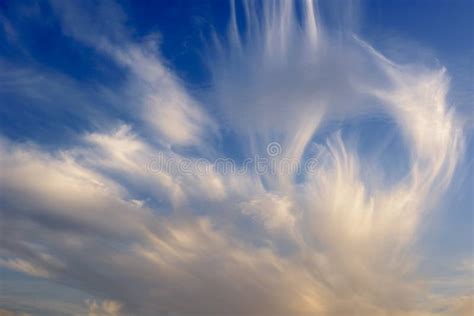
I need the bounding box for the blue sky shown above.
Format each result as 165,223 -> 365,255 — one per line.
0,1 -> 473,315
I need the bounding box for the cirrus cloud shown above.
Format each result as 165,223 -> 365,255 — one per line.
0,1 -> 471,315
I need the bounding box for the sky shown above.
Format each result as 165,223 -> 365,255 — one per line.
0,1 -> 473,315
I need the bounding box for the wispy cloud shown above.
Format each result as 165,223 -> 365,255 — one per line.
0,1 -> 471,315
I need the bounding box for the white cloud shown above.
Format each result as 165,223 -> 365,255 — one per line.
48,0 -> 217,147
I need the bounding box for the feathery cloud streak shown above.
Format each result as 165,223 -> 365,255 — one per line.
0,1 -> 471,315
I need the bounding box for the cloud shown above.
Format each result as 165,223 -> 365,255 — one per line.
86,299 -> 122,316
0,1 -> 470,315
0,309 -> 31,316
0,259 -> 50,279
47,0 -> 217,147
